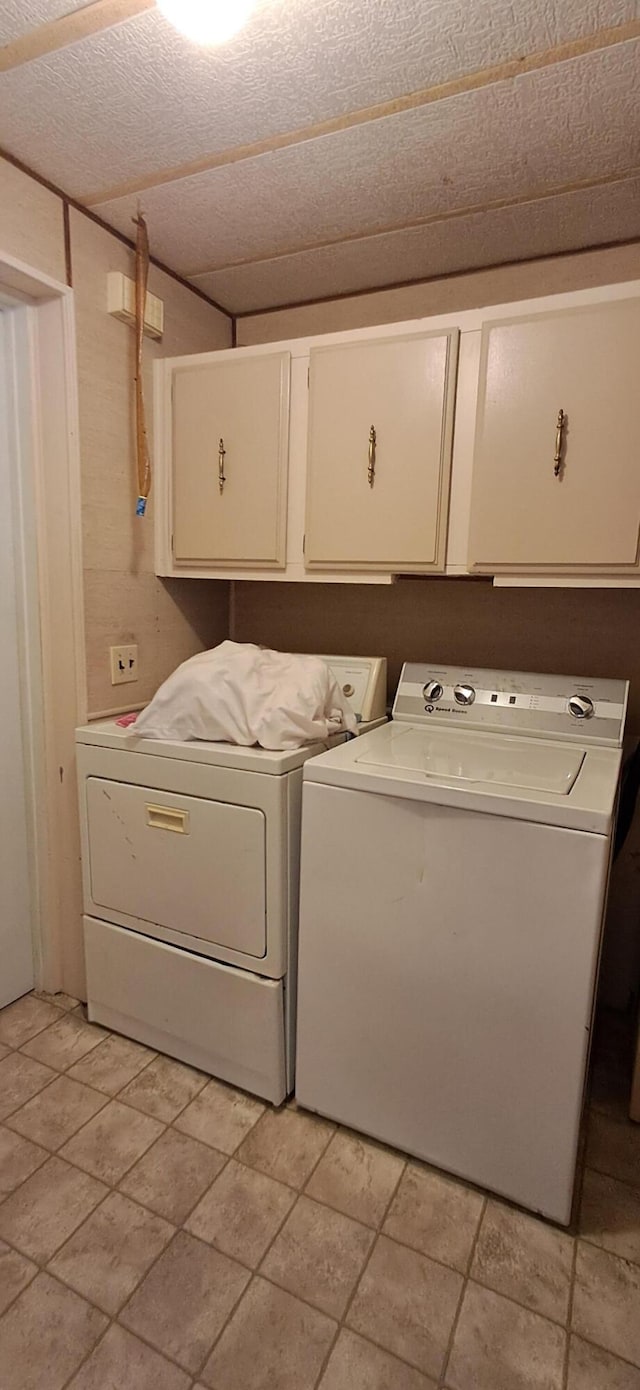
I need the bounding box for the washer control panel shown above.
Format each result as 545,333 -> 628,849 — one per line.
394,664 -> 628,746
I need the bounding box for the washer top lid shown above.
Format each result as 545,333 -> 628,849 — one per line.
356,727 -> 585,795
302,723 -> 623,833
394,663 -> 628,747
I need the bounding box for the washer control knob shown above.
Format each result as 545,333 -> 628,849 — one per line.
422,681 -> 443,701
568,694 -> 595,720
453,683 -> 476,706
342,683 -> 355,698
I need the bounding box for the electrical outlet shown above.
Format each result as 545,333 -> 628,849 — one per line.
110,644 -> 138,685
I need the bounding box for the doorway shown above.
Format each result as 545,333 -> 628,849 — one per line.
0,253 -> 87,1004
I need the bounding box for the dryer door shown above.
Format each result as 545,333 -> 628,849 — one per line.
86,778 -> 266,957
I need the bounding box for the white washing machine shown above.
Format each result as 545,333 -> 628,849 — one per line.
295,663 -> 628,1223
76,655 -> 386,1105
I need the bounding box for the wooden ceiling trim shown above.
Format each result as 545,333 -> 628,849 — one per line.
81,18 -> 640,207
0,0 -> 154,73
233,233 -> 640,318
0,144 -> 234,319
186,166 -> 640,278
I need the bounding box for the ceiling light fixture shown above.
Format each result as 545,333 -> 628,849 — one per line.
156,0 -> 256,45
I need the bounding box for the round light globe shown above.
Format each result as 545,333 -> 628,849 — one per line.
156,0 -> 256,45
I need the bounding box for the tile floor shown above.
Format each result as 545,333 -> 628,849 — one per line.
0,992 -> 639,1389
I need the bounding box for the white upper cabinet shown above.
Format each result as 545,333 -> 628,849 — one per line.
171,352 -> 290,567
467,299 -> 640,573
305,331 -> 458,571
155,281 -> 640,587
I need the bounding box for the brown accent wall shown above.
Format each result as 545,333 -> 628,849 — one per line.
230,579 -> 640,729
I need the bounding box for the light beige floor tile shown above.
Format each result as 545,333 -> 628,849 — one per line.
0,1156 -> 107,1261
384,1163 -> 484,1273
0,1052 -> 55,1120
0,1241 -> 37,1315
262,1194 -> 374,1318
120,1128 -> 226,1224
307,1130 -> 404,1228
7,1074 -> 107,1150
68,1324 -> 191,1390
237,1106 -> 334,1187
201,1275 -> 336,1390
0,1272 -> 107,1390
587,1112 -> 640,1189
120,1230 -> 250,1374
68,1034 -> 156,1095
60,1100 -> 164,1182
446,1281 -> 565,1390
347,1233 -> 462,1378
0,995 -> 61,1048
0,1125 -> 47,1197
580,1168 -> 640,1265
21,1013 -> 108,1071
119,1054 -> 207,1122
319,1327 -> 436,1389
470,1199 -> 574,1322
567,1334 -> 640,1389
175,1078 -> 264,1154
186,1157 -> 294,1267
573,1241 -> 640,1366
49,1190 -> 174,1313
34,990 -> 80,1012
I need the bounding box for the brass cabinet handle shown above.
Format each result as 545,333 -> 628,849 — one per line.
368,425 -> 376,487
553,409 -> 566,477
218,437 -> 226,494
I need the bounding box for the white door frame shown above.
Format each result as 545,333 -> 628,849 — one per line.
1,249 -> 87,998
0,310 -> 34,1003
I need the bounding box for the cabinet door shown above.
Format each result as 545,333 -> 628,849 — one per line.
305,331 -> 458,571
468,299 -> 640,571
172,353 -> 290,566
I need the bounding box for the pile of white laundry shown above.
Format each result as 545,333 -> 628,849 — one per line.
133,641 -> 357,749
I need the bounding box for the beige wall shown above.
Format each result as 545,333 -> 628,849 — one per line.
0,156 -> 232,996
69,209 -> 231,713
4,152 -> 640,1001
0,158 -> 232,720
234,241 -> 640,734
0,159 -> 67,284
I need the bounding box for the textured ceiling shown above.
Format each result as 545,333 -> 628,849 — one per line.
1,0 -> 639,313
0,0 -> 90,45
193,176 -> 640,313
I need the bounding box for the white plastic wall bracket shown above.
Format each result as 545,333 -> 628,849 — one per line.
107,272 -> 164,340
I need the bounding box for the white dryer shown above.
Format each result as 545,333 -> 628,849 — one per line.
76,655 -> 386,1105
295,663 -> 628,1223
